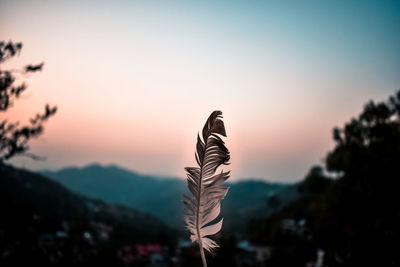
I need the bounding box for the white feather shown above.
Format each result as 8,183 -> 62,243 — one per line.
183,111 -> 230,257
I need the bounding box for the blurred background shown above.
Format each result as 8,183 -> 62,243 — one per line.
1,0 -> 400,266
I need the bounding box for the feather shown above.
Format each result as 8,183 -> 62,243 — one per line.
183,110 -> 230,267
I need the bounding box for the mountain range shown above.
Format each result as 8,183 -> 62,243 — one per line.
41,164 -> 300,233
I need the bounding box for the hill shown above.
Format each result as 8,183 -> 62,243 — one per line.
0,162 -> 177,266
41,164 -> 298,233
41,164 -> 187,228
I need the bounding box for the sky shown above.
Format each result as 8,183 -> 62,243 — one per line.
1,0 -> 400,182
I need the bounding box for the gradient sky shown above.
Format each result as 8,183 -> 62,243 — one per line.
1,0 -> 400,182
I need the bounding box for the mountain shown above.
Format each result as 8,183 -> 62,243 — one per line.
41,164 -> 187,227
223,180 -> 301,232
0,162 -> 177,266
41,164 -> 298,233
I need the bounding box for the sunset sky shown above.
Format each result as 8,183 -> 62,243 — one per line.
1,0 -> 399,182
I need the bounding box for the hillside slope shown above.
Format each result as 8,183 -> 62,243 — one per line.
41,164 -> 298,233
0,163 -> 177,266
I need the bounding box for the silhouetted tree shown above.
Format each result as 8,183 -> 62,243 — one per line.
317,90 -> 400,266
0,41 -> 57,161
248,90 -> 400,266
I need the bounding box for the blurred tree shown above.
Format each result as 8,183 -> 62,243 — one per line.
248,90 -> 400,266
0,41 -> 57,161
314,90 -> 400,266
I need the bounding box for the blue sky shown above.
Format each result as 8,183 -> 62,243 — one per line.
1,0 -> 400,181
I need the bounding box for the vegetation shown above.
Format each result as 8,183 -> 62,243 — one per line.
0,41 -> 56,161
248,90 -> 400,266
